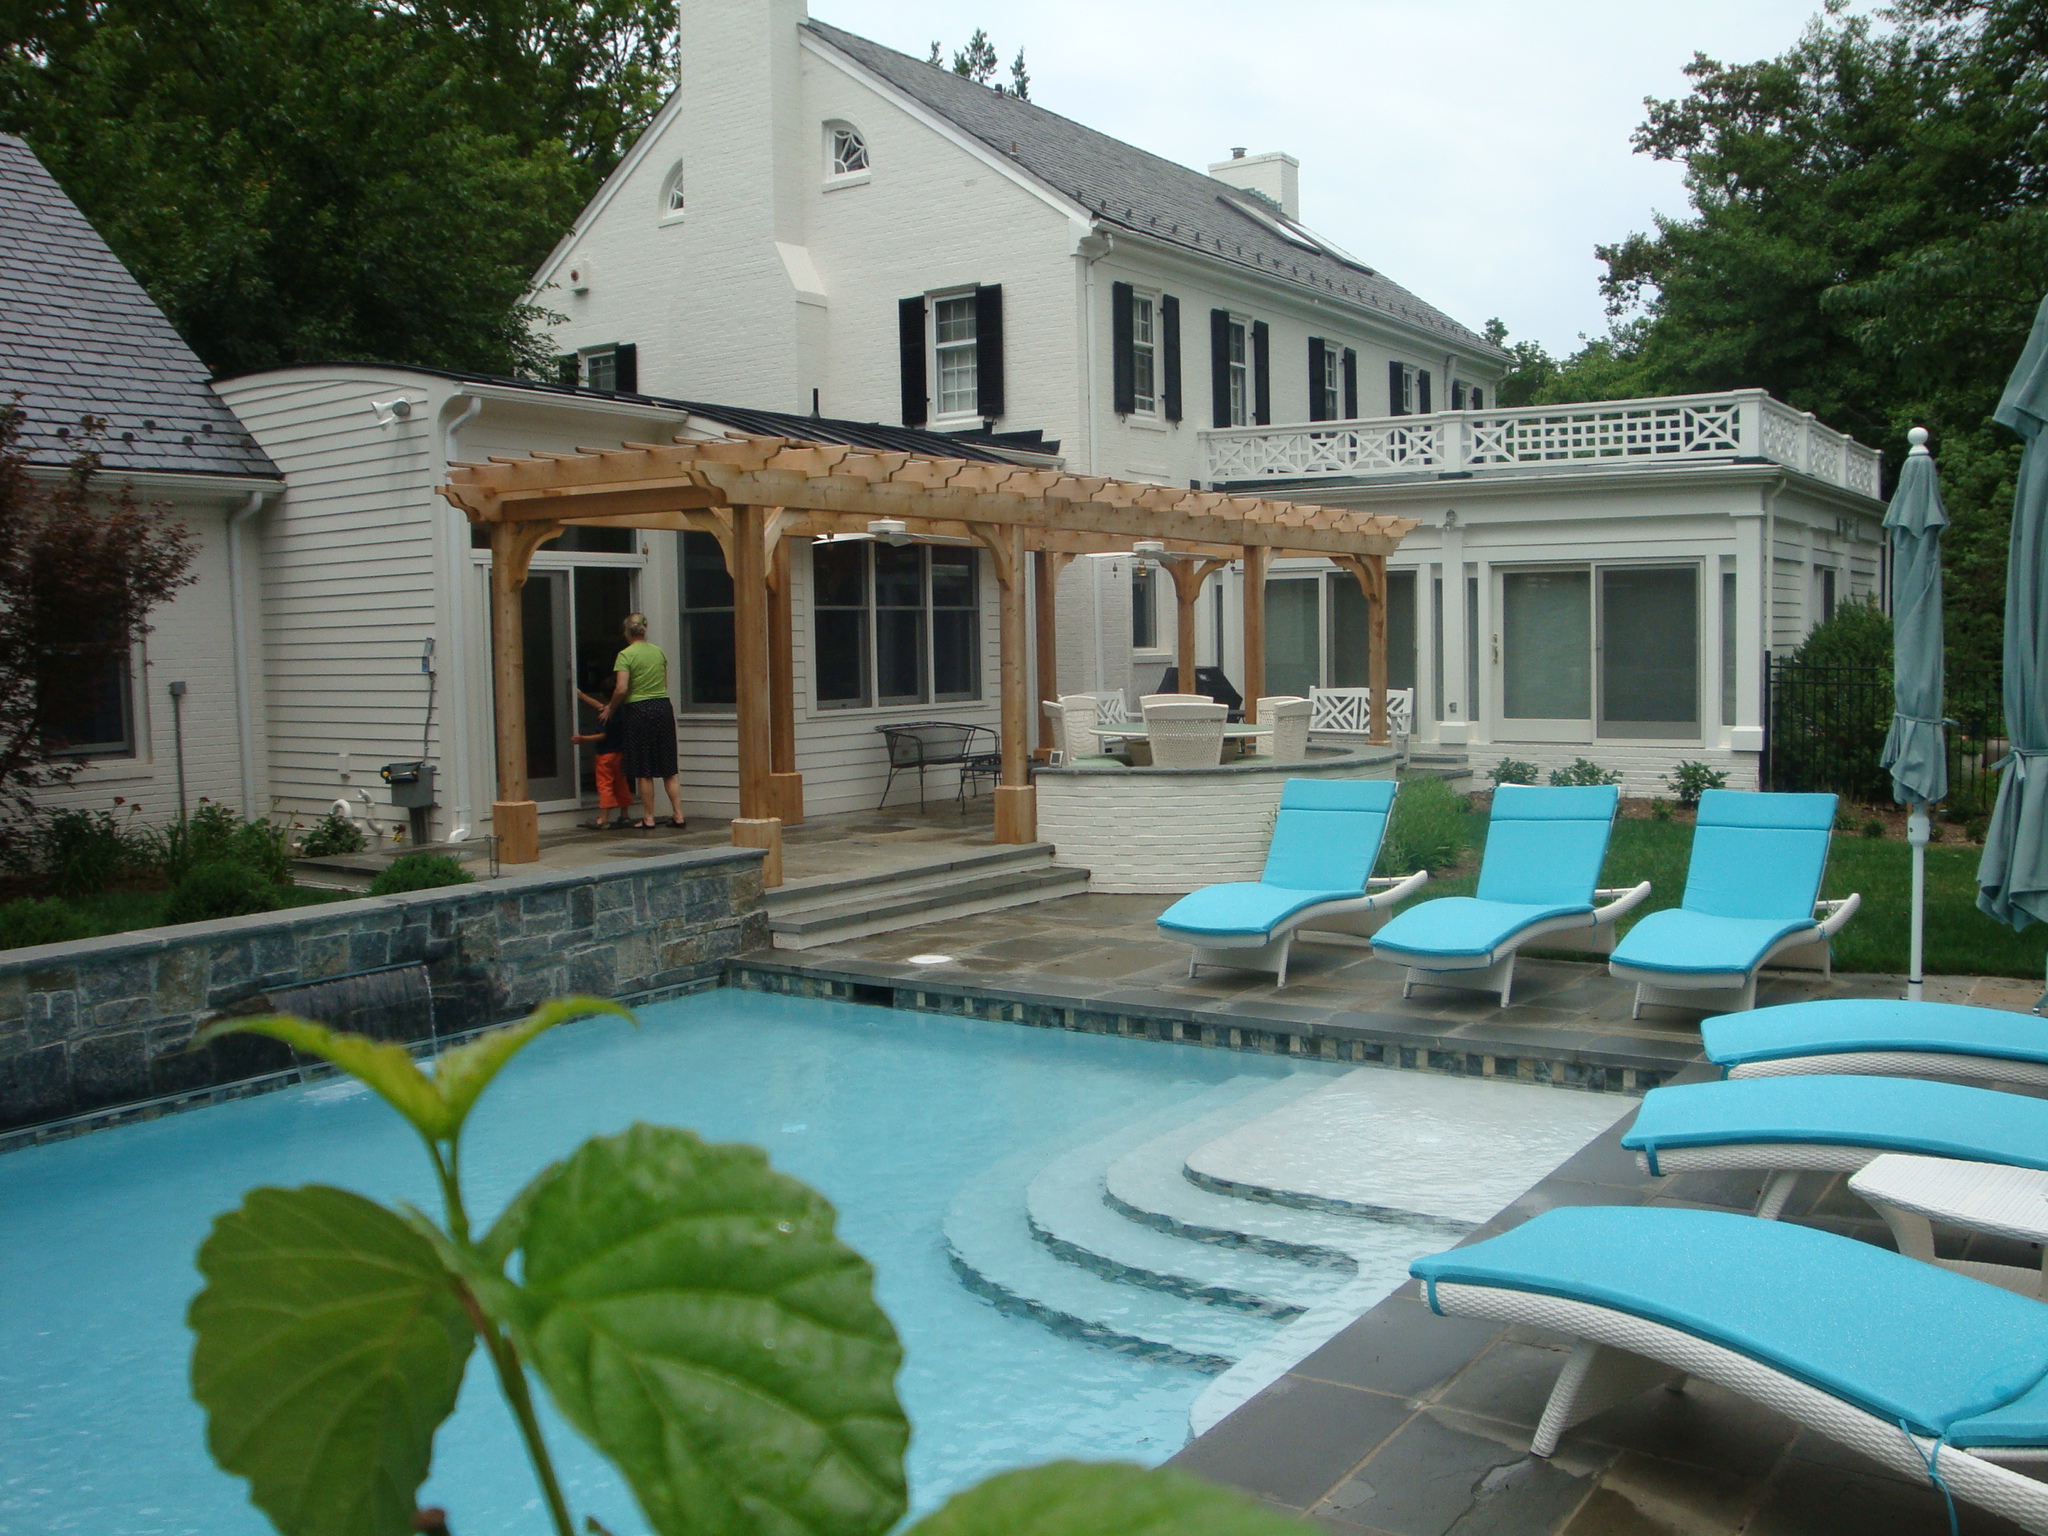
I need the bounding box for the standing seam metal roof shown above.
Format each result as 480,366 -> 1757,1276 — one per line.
805,20 -> 1501,358
0,135 -> 278,479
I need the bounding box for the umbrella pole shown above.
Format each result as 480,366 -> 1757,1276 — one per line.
1907,807 -> 1929,1002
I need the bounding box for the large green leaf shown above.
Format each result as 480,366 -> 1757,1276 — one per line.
195,1016 -> 453,1141
516,1124 -> 909,1536
434,996 -> 632,1135
904,1463 -> 1316,1536
189,1186 -> 476,1536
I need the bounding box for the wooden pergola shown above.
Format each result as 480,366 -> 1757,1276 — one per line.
440,434 -> 1414,882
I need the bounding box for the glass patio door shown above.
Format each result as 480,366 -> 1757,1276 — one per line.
1264,578 -> 1321,699
515,570 -> 576,803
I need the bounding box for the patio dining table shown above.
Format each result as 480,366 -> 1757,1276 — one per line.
1098,722 -> 1273,741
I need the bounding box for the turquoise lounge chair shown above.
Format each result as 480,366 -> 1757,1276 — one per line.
1155,778 -> 1426,987
1704,998 -> 2048,1089
1609,790 -> 1860,1017
1412,1206 -> 2048,1531
1368,784 -> 1649,1006
1623,1075 -> 2048,1266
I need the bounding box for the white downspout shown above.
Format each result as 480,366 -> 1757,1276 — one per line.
227,490 -> 272,818
1077,226 -> 1113,477
441,394 -> 483,840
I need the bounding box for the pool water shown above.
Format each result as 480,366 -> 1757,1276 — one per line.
0,991 -> 1339,1536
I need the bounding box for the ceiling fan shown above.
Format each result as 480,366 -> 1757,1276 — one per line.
813,519 -> 976,548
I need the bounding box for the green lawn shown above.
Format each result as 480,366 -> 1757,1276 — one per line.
1384,811 -> 2047,981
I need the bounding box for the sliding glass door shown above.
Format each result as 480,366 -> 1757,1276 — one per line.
1495,563 -> 1699,742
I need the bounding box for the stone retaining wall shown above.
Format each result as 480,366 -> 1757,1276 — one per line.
0,847 -> 766,1133
1036,745 -> 1400,893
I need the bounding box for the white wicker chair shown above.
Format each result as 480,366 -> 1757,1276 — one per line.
1140,693 -> 1209,708
1093,691 -> 1130,727
1308,686 -> 1413,748
1254,696 -> 1312,763
1142,700 -> 1227,767
1055,695 -> 1106,760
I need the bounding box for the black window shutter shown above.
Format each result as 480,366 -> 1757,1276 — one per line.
1160,294 -> 1182,422
612,343 -> 638,395
1307,337 -> 1328,421
898,297 -> 927,427
1252,320 -> 1271,425
1388,360 -> 1406,415
1471,386 -> 1484,411
1418,369 -> 1433,414
1451,380 -> 1467,410
975,283 -> 1004,419
1342,348 -> 1358,419
1210,309 -> 1232,427
1111,281 -> 1136,415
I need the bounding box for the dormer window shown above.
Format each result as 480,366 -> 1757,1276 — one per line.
661,162 -> 685,219
827,123 -> 869,179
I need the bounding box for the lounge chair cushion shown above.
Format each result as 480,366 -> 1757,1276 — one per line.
1158,882 -> 1367,938
1412,1205 -> 2048,1442
1610,909 -> 1817,976
1370,896 -> 1590,961
1622,1075 -> 2048,1175
1474,785 -> 1619,908
1680,789 -> 1837,922
1701,999 -> 2048,1074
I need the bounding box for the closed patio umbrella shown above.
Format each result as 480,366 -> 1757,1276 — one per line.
1976,292 -> 2048,1009
1881,427 -> 1949,1002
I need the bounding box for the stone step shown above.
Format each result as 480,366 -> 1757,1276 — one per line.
764,843 -> 1057,912
942,1143 -> 1281,1371
1022,1082 -> 1358,1318
767,863 -> 1090,949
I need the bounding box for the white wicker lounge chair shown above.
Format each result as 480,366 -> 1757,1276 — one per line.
1702,999 -> 2048,1089
1414,1205 -> 2048,1534
1253,696 -> 1311,763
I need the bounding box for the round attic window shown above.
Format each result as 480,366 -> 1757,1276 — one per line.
661,162 -> 685,218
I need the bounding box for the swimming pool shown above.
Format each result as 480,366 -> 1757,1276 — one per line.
1,991 -> 1341,1534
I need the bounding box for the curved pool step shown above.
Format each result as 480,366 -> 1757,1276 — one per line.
944,1143 -> 1282,1371
1024,1089 -> 1356,1318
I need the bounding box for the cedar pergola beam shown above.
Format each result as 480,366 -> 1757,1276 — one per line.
443,434 -> 1416,876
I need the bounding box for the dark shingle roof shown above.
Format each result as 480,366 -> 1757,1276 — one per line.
0,134 -> 277,478
806,21 -> 1499,357
216,362 -> 1043,463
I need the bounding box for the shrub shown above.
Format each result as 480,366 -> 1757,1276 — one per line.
162,860 -> 280,925
1834,807 -> 1858,831
1381,776 -> 1470,876
1787,596 -> 1891,669
1860,817 -> 1886,839
36,803 -> 147,896
1967,815 -> 1991,842
0,896 -> 93,949
1491,757 -> 1540,787
1940,784 -> 1990,824
368,852 -> 474,895
151,800 -> 291,884
297,810 -> 367,858
1650,797 -> 1674,821
1548,758 -> 1624,788
1663,760 -> 1728,807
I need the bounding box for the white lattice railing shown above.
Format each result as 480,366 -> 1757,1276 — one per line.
1202,389 -> 1884,498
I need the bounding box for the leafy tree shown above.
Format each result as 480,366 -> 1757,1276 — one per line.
1,0 -> 676,378
927,30 -> 1029,98
1010,46 -> 1031,101
1493,0 -> 2048,709
0,404 -> 196,860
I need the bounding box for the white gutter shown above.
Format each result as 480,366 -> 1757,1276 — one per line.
226,490 -> 273,817
1077,227 -> 1114,477
441,393 -> 484,840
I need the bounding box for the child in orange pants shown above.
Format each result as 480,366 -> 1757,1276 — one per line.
573,686 -> 632,828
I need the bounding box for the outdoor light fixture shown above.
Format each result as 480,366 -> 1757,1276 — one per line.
866,518 -> 911,545
371,397 -> 415,426
1132,539 -> 1166,558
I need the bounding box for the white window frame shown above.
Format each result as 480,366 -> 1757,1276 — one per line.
1397,364 -> 1418,415
1226,315 -> 1251,427
929,290 -> 980,424
659,161 -> 685,221
809,542 -> 983,712
824,121 -> 871,185
1130,290 -> 1159,417
580,347 -> 619,392
1317,344 -> 1342,420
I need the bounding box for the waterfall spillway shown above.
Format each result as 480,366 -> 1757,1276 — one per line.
267,962 -> 436,1045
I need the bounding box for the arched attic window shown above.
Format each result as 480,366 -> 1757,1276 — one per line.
826,122 -> 869,178
660,161 -> 685,219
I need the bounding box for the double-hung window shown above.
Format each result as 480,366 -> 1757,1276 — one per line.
1130,293 -> 1157,414
1226,318 -> 1249,426
1498,563 -> 1699,739
44,645 -> 136,757
813,542 -> 981,708
1316,345 -> 1341,420
933,295 -> 979,419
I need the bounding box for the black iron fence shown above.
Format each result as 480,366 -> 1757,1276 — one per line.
1763,660 -> 2007,813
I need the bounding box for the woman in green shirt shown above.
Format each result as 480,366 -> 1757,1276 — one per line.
600,613 -> 684,828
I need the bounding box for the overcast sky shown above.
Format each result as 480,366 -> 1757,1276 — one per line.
815,1 -> 1844,355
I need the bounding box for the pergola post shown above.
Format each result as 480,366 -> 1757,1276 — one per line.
768,533 -> 803,825
981,524 -> 1035,843
1031,549 -> 1067,759
1241,545 -> 1268,720
729,502 -> 782,884
1166,557 -> 1230,698
487,518 -> 561,864
1336,554 -> 1392,745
